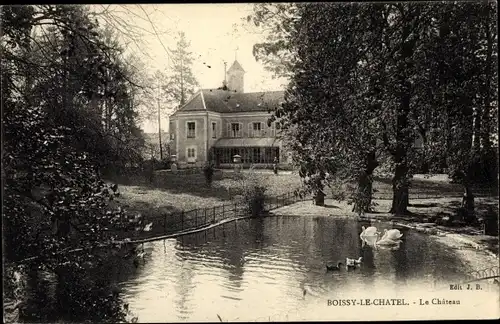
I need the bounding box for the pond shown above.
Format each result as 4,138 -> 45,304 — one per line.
8,215 -> 498,322
116,216 -> 479,322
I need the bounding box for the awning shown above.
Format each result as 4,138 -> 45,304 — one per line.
213,137 -> 282,148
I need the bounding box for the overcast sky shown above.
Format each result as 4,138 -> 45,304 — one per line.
96,4 -> 287,133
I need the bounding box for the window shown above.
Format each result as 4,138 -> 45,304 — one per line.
252,148 -> 261,163
230,123 -> 241,138
187,147 -> 196,159
269,122 -> 276,137
212,122 -> 217,139
170,133 -> 175,140
214,147 -> 279,164
187,122 -> 196,138
252,122 -> 263,137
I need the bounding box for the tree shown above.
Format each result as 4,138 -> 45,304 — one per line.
420,2 -> 498,221
269,3 -> 388,212
2,5 -> 149,321
3,5 -> 146,174
166,31 -> 199,109
254,2 -> 497,217
246,3 -> 298,80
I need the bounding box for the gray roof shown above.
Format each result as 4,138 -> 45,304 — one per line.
227,60 -> 245,73
214,137 -> 281,147
174,89 -> 284,114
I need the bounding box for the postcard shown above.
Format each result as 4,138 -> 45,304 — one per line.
3,2 -> 498,323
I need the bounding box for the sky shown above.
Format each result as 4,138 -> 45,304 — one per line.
95,4 -> 287,133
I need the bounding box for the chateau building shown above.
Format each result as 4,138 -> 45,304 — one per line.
169,60 -> 290,168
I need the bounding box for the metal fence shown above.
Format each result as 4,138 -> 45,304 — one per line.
373,189 -> 498,199
335,188 -> 498,201
118,191 -> 306,241
463,266 -> 500,284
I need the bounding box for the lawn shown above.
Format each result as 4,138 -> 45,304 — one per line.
108,169 -> 302,224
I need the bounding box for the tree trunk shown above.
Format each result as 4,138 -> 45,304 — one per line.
314,190 -> 325,206
353,173 -> 373,215
390,162 -> 410,215
419,128 -> 429,173
480,5 -> 493,153
473,106 -> 482,152
461,183 -> 475,224
388,11 -> 420,215
353,151 -> 378,214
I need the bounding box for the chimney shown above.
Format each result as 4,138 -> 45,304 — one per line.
222,61 -> 228,89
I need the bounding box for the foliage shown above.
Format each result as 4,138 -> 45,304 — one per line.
237,168 -> 268,216
251,2 -> 498,215
266,3 -> 384,211
2,5 -> 152,322
166,31 -> 199,109
2,5 -> 146,174
203,162 -> 215,186
420,2 -> 498,189
246,3 -> 299,79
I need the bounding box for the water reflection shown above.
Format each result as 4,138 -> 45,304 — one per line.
9,216 -> 487,323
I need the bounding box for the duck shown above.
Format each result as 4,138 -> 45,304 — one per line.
381,229 -> 403,241
326,262 -> 343,271
346,257 -> 363,269
143,222 -> 153,232
347,257 -> 363,265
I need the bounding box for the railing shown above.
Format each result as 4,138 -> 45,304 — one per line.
462,266 -> 500,284
117,191 -> 307,242
373,190 -> 498,200
326,188 -> 498,201
264,191 -> 305,211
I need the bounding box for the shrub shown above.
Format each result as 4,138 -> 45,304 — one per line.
245,185 -> 267,217
238,168 -> 268,216
203,163 -> 215,186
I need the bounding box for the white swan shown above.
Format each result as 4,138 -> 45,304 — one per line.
360,226 -> 380,247
374,234 -> 403,250
381,229 -> 403,241
360,226 -> 378,239
376,237 -> 402,246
